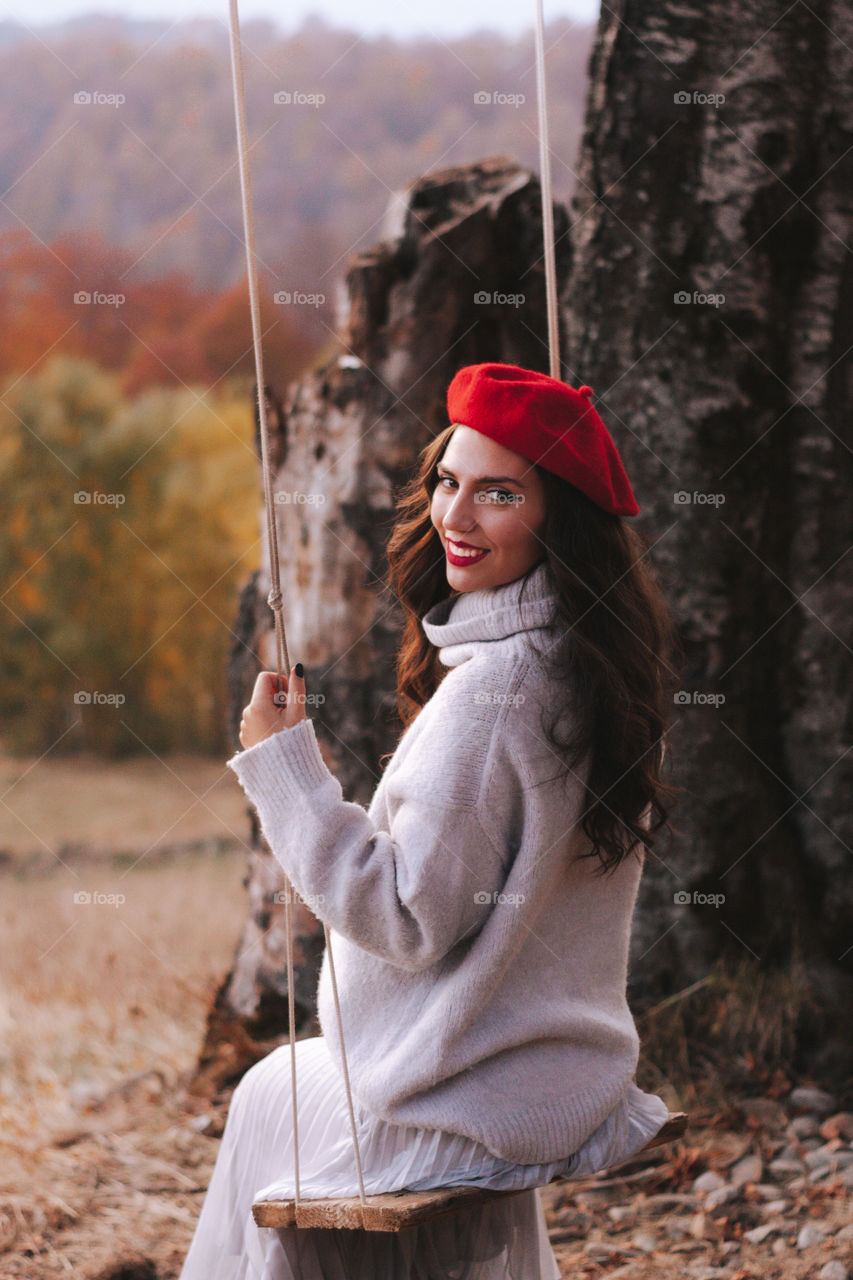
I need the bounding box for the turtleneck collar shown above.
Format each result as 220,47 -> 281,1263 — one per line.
421,560 -> 558,666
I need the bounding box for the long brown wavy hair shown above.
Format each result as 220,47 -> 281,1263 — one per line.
383,423 -> 684,876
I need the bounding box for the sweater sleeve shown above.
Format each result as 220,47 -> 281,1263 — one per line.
226,717 -> 509,973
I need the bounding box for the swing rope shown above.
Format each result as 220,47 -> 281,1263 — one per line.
226,0 -> 368,1216
226,0 -> 559,1227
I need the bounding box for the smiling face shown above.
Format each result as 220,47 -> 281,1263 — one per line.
430,425 -> 547,591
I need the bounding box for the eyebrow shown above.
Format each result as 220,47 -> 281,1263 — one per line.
436,464 -> 526,488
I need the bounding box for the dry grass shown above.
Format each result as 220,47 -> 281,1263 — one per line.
1,850 -> 246,1143
0,748 -> 249,862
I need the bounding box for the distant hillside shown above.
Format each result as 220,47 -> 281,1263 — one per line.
0,14 -> 592,290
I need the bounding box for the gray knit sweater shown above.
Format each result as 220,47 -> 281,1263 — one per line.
227,559 -> 649,1165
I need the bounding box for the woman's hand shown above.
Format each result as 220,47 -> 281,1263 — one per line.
238,665 -> 307,749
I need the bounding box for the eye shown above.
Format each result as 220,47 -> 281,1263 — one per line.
485,487 -> 520,503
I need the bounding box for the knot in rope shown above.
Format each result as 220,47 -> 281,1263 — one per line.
267,587 -> 283,611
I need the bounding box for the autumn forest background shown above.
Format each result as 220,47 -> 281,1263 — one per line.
0,14 -> 591,756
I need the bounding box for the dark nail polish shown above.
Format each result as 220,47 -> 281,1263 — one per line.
295,662 -> 304,678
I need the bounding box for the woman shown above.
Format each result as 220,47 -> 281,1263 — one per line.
179,362 -> 681,1280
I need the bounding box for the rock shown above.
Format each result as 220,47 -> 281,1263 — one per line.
729,1153 -> 763,1187
797,1223 -> 827,1249
744,1223 -> 778,1244
738,1097 -> 786,1128
643,1193 -> 699,1210
821,1112 -> 853,1142
837,1225 -> 853,1242
788,1086 -> 836,1116
769,1157 -> 806,1179
805,1145 -> 839,1169
818,1263 -> 849,1280
584,1242 -> 635,1261
705,1185 -> 737,1211
752,1182 -> 786,1199
693,1170 -> 726,1193
772,1238 -> 789,1256
631,1231 -> 657,1253
790,1115 -> 821,1138
759,1199 -> 791,1215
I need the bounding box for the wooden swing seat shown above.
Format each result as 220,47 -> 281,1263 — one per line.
252,1109 -> 688,1232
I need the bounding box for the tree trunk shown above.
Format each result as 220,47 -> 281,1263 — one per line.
566,0 -> 853,1076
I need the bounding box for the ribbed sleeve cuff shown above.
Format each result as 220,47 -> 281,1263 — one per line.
226,718 -> 335,807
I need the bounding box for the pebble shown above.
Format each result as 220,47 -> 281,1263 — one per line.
805,1146 -> 839,1169
693,1170 -> 726,1193
585,1242 -> 635,1260
818,1263 -> 849,1280
797,1223 -> 827,1249
739,1097 -> 786,1127
631,1230 -> 657,1253
744,1223 -> 778,1243
759,1199 -> 791,1215
730,1153 -> 763,1187
705,1185 -> 737,1211
837,1225 -> 853,1242
752,1182 -> 785,1199
821,1112 -> 853,1142
769,1157 -> 805,1178
772,1238 -> 789,1256
606,1205 -> 635,1224
790,1114 -> 821,1138
643,1193 -> 698,1210
789,1086 -> 836,1116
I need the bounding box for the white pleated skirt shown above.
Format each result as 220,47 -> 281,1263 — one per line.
179,1035 -> 669,1280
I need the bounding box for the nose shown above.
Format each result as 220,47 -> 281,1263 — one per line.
441,486 -> 478,534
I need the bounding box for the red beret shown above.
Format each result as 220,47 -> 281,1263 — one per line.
446,362 -> 640,518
